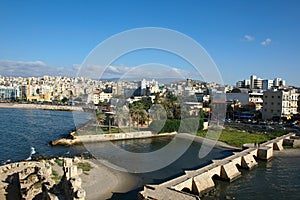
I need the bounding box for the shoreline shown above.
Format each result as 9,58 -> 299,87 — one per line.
0,103 -> 83,111
1,132 -> 299,199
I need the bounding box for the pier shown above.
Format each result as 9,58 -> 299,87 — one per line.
51,131 -> 177,145
139,132 -> 299,200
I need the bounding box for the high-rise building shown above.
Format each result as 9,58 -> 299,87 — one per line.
237,75 -> 286,91
262,80 -> 274,90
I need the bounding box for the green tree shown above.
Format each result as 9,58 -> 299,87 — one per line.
129,102 -> 148,131
61,97 -> 68,104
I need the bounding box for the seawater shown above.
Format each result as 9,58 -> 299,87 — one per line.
1,108 -> 298,199
203,153 -> 300,200
0,108 -> 91,163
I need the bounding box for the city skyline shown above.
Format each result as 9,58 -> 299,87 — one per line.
0,0 -> 300,86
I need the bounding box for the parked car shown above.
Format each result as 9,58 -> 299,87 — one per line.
263,125 -> 274,130
259,120 -> 267,125
278,125 -> 286,130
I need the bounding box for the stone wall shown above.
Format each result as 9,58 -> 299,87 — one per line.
0,161 -> 56,200
0,158 -> 86,200
62,158 -> 86,200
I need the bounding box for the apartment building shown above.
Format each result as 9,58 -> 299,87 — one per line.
236,75 -> 286,90
262,88 -> 299,120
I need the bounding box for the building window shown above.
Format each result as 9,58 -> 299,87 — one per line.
265,109 -> 267,111
278,96 -> 280,98
265,96 -> 268,98
271,109 -> 273,113
272,96 -> 274,98
278,102 -> 280,105
271,102 -> 274,105
277,110 -> 280,113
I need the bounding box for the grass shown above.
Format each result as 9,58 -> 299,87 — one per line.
197,127 -> 288,147
75,126 -> 142,136
51,169 -> 61,184
54,158 -> 63,167
77,162 -> 92,175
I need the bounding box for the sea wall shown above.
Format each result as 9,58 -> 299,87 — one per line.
139,132 -> 298,200
51,131 -> 177,146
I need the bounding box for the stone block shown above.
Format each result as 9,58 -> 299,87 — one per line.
241,154 -> 257,169
292,139 -> 300,148
220,162 -> 241,181
257,147 -> 273,160
193,172 -> 215,195
273,141 -> 283,151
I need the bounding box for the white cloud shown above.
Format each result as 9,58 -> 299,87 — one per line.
261,38 -> 272,46
78,63 -> 193,80
244,35 -> 255,42
0,60 -> 77,77
0,60 -> 196,81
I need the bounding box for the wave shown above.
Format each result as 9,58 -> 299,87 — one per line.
0,159 -> 11,165
25,147 -> 36,161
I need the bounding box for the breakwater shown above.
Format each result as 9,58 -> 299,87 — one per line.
51,131 -> 177,146
139,132 -> 300,200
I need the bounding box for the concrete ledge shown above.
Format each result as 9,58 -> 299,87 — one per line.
257,147 -> 273,160
193,173 -> 215,195
241,154 -> 257,169
220,162 -> 241,181
282,138 -> 300,147
139,132 -> 295,199
51,131 -> 177,146
273,140 -> 284,151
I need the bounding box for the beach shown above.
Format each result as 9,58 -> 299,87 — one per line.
80,159 -> 141,200
0,103 -> 83,111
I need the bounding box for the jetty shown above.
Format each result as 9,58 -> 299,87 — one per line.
51,131 -> 177,146
139,132 -> 300,200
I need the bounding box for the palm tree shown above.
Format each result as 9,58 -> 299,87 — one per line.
130,106 -> 148,131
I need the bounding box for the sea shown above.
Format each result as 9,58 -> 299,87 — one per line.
0,108 -> 91,163
0,108 -> 299,199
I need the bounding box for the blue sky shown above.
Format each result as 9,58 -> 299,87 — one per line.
0,0 -> 299,86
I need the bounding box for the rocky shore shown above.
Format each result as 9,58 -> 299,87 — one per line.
0,156 -> 141,200
0,157 -> 88,200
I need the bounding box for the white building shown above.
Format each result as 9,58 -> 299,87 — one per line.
237,75 -> 286,91
262,88 -> 298,120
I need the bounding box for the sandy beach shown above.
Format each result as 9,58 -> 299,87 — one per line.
80,159 -> 141,200
0,103 -> 83,111
79,133 -> 240,200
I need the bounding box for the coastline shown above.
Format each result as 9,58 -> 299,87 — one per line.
2,130 -> 299,199
0,103 -> 83,111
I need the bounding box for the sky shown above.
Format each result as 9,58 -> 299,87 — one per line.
0,0 -> 300,86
